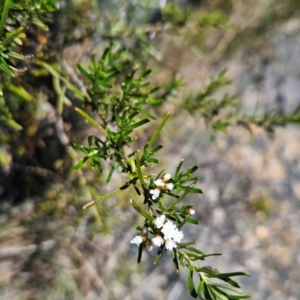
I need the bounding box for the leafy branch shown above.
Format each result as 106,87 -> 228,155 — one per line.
74,47 -> 251,300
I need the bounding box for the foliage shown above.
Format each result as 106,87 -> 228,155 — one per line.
0,0 -> 59,134
73,46 -> 251,299
2,0 -> 300,299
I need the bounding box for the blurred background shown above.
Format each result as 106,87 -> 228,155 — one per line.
1,0 -> 300,299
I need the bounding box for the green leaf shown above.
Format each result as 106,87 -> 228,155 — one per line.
144,112 -> 170,151
210,288 -> 228,300
73,157 -> 88,170
133,184 -> 141,195
1,27 -> 23,46
226,294 -> 252,299
174,159 -> 184,179
216,272 -> 251,278
146,157 -> 159,164
125,118 -> 150,132
150,86 -> 160,94
101,69 -> 119,82
173,250 -> 179,272
218,277 -> 241,289
212,283 -> 246,295
0,56 -> 15,76
135,151 -> 145,187
213,284 -> 252,299
0,0 -> 11,37
204,283 -> 213,300
7,84 -> 34,101
166,181 -> 197,211
188,270 -> 198,298
201,267 -> 220,275
185,246 -> 205,255
149,145 -> 163,155
7,51 -> 32,60
136,105 -> 157,120
88,135 -> 94,147
187,165 -> 199,174
78,64 -> 91,79
83,188 -> 124,209
181,176 -> 198,182
177,241 -> 197,248
101,47 -> 110,64
188,187 -> 203,193
31,17 -> 48,30
187,217 -> 200,225
146,98 -> 163,105
130,199 -> 154,222
137,243 -> 143,263
140,69 -> 151,78
106,163 -> 116,183
197,280 -> 206,300
75,107 -> 106,135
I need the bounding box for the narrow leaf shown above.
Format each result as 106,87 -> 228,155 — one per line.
138,243 -> 143,263
75,107 -> 106,135
137,105 -> 157,120
0,57 -> 15,76
130,199 -> 154,221
135,151 -> 145,187
217,272 -> 251,278
145,112 -> 170,150
187,217 -> 200,225
0,0 -> 11,37
1,27 -> 23,46
174,159 -> 184,180
173,250 -> 179,272
106,162 -> 117,183
73,157 -> 87,170
6,84 -> 33,101
78,64 -> 91,79
167,181 -> 197,211
83,188 -> 123,209
149,145 -> 163,155
188,270 -> 198,298
126,118 -> 150,131
212,283 -> 245,294
210,288 -> 228,300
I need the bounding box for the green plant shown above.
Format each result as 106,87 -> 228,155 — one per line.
2,0 -> 300,298
74,47 -> 251,299
0,0 -> 60,131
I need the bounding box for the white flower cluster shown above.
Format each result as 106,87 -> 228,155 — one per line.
149,173 -> 174,200
130,215 -> 184,251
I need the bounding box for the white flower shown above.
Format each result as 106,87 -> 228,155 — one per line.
165,239 -> 177,251
172,228 -> 184,243
130,235 -> 143,246
189,209 -> 195,215
154,215 -> 166,229
152,235 -> 164,247
154,178 -> 165,187
166,183 -> 174,191
163,173 -> 171,181
161,220 -> 177,240
149,188 -> 160,199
